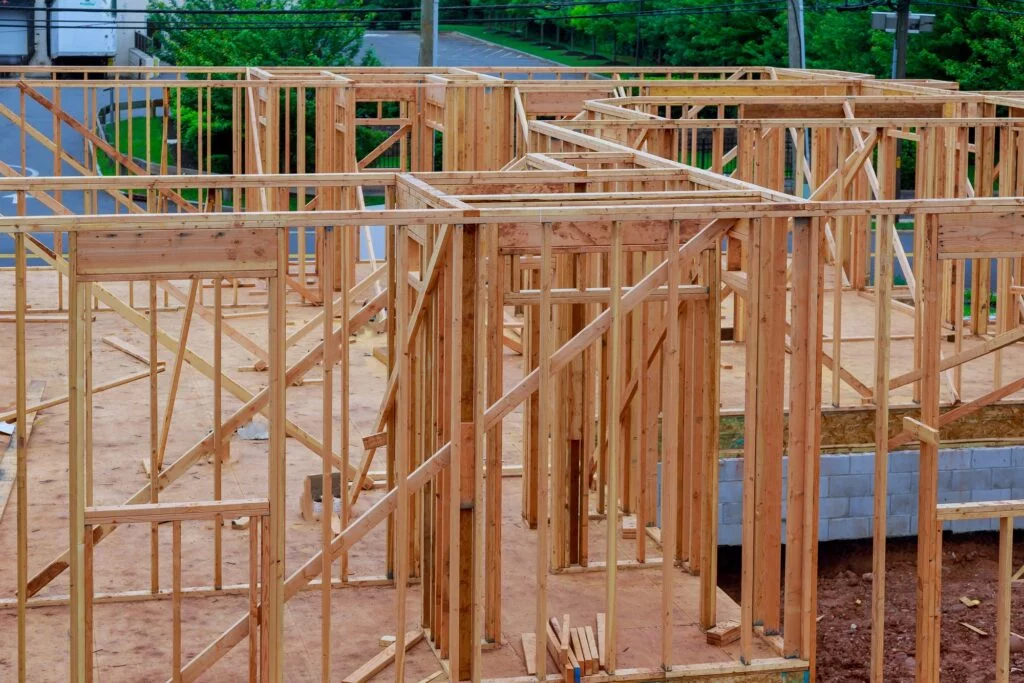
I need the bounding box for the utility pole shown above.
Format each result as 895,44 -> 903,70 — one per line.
787,0 -> 805,68
634,0 -> 644,65
892,0 -> 910,78
419,0 -> 438,67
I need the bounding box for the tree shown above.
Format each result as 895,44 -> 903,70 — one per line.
149,0 -> 373,67
911,1 -> 1024,91
656,3 -> 787,67
567,2 -> 635,60
148,0 -> 379,171
804,9 -> 890,77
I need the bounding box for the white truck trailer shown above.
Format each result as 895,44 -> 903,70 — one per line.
47,0 -> 116,65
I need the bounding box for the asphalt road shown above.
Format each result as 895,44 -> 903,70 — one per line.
361,29 -> 557,69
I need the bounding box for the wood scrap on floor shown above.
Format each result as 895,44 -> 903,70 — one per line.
102,336 -> 159,367
547,615 -> 583,683
521,632 -> 537,675
503,328 -> 523,354
414,671 -> 445,683
620,514 -> 637,539
706,619 -> 741,646
3,380 -> 45,457
584,626 -> 598,672
570,626 -> 596,675
0,379 -> 45,521
341,629 -> 424,683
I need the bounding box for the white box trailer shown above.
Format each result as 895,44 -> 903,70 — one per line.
0,0 -> 34,65
48,0 -> 116,60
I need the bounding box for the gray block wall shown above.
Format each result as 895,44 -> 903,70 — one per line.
714,445 -> 1024,546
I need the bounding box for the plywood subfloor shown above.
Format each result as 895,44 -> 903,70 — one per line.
0,268 -> 776,681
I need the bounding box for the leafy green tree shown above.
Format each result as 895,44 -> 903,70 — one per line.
804,9 -> 890,76
149,0 -> 372,67
567,2 -> 636,60
912,1 -> 1024,91
462,0 -> 1024,93
656,3 -> 787,66
148,0 -> 378,171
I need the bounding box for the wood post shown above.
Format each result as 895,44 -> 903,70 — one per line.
915,210 -> 943,683
783,216 -> 824,668
68,232 -> 88,683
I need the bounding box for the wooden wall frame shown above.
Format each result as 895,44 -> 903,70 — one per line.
2,65 -> 1024,683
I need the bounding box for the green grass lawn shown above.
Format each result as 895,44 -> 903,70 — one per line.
97,116 -> 166,176
440,24 -> 620,67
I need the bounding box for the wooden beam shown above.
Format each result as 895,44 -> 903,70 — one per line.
341,630 -> 424,683
84,499 -> 269,526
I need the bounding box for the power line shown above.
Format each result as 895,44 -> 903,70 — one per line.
0,0 -> 641,15
915,0 -> 1024,15
8,0 -> 1008,20
10,1 -> 789,30
27,0 -> 993,34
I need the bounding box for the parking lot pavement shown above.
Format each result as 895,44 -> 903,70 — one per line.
360,30 -> 559,69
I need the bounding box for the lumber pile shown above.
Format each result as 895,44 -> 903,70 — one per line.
522,614 -> 602,681
706,620 -> 741,646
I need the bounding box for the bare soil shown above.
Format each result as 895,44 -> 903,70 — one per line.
719,532 -> 1024,681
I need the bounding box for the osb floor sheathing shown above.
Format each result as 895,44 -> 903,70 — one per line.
2,263 -> 1020,680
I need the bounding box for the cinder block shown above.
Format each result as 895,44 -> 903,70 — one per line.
820,497 -> 849,520
719,457 -> 743,482
720,501 -> 743,525
973,488 -> 1011,502
1002,468 -> 1024,490
1013,447 -> 1024,469
888,472 -> 917,495
949,518 -> 997,533
939,449 -> 972,471
950,468 -> 992,491
939,489 -> 970,504
718,523 -> 742,546
719,480 -> 742,503
889,451 -> 918,473
887,514 -> 911,537
938,470 -> 953,492
888,493 -> 916,516
849,496 -> 874,517
820,455 -> 851,476
848,454 -> 875,475
972,447 -> 1012,469
828,516 -> 872,540
827,474 -> 873,498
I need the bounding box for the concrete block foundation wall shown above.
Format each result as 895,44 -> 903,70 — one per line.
715,446 -> 1024,546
